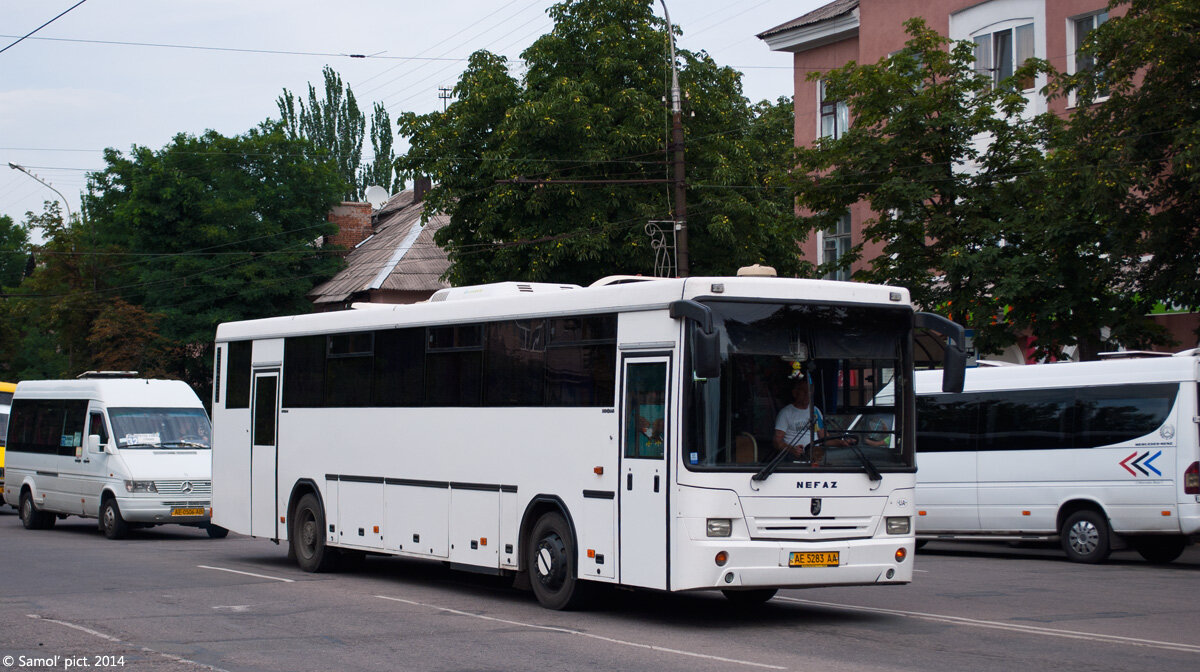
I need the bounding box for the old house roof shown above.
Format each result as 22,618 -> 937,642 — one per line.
757,0 -> 859,39
308,189 -> 451,305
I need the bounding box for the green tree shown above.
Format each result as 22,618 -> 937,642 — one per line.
279,65 -> 401,200
398,0 -> 802,286
0,214 -> 30,289
1051,0 -> 1200,321
788,18 -> 1158,359
81,124 -> 346,387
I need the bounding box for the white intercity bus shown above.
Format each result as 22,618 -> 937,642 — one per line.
915,351 -> 1200,563
211,274 -> 964,608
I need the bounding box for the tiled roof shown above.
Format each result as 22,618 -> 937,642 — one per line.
757,0 -> 859,39
308,190 -> 451,304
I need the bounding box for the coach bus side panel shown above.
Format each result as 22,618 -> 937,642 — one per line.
384,483 -> 449,557
338,480 -> 385,549
449,488 -> 499,567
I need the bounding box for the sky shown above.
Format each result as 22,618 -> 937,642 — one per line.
0,0 -> 823,225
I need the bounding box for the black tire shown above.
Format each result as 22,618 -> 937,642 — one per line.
528,512 -> 587,610
1060,509 -> 1110,563
1132,535 -> 1187,564
100,497 -> 128,539
915,539 -> 929,551
722,588 -> 778,605
19,491 -> 53,530
291,493 -> 337,572
205,524 -> 229,539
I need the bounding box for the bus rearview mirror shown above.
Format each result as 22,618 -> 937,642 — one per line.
942,345 -> 966,393
693,329 -> 721,379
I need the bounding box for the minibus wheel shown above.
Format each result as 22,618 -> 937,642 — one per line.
1060,509 -> 1110,563
100,497 -> 128,539
528,512 -> 587,610
292,493 -> 336,572
1131,535 -> 1186,564
19,491 -> 54,530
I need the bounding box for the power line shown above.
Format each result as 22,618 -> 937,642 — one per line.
0,0 -> 89,55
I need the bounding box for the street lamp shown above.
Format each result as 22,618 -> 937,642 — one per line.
8,161 -> 73,222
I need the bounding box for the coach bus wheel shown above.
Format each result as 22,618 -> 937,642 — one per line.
19,491 -> 53,530
1132,535 -> 1186,564
528,512 -> 586,610
100,497 -> 128,539
293,493 -> 336,573
1060,510 -> 1110,563
722,589 -> 778,605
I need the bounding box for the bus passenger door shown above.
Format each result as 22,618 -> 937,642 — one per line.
619,356 -> 670,590
250,371 -> 280,539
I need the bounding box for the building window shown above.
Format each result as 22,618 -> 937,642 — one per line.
822,213 -> 852,282
973,23 -> 1035,90
819,80 -> 849,140
1070,10 -> 1108,75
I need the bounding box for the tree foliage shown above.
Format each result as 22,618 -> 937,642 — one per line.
0,214 -> 30,289
398,0 -> 801,286
1051,0 -> 1200,317
279,66 -> 402,200
789,18 -> 1162,359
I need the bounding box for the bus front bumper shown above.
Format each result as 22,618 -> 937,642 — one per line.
676,537 -> 914,592
116,497 -> 211,524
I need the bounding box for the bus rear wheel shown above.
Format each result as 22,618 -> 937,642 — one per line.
292,493 -> 336,572
1060,509 -> 1110,563
528,512 -> 586,610
19,491 -> 54,530
1132,535 -> 1186,564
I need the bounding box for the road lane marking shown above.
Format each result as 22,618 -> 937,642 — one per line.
26,614 -> 231,671
197,564 -> 295,582
376,594 -> 786,670
776,597 -> 1200,654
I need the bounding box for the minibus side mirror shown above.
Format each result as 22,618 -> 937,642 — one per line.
87,434 -> 102,454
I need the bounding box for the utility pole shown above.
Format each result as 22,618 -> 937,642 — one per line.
660,0 -> 687,277
438,86 -> 453,112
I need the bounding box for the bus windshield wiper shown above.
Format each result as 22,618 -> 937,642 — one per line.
846,440 -> 882,482
158,440 -> 208,449
752,446 -> 793,482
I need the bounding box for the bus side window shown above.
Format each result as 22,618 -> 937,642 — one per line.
88,411 -> 109,449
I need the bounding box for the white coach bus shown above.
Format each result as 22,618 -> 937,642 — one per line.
212,274 -> 964,609
915,352 -> 1200,563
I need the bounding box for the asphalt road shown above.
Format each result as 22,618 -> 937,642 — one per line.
1,508 -> 1197,672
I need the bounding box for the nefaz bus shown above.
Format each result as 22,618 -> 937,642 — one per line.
212,274 -> 964,609
915,351 -> 1200,563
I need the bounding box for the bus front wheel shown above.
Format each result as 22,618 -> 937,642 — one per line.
1060,510 -> 1110,563
528,512 -> 586,610
292,493 -> 336,572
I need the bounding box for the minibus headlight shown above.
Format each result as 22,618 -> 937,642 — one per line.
125,480 -> 157,493
885,516 -> 911,535
706,518 -> 732,537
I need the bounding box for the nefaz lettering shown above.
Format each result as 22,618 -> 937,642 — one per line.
796,481 -> 838,489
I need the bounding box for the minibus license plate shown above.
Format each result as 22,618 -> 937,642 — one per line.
789,551 -> 839,567
171,507 -> 205,517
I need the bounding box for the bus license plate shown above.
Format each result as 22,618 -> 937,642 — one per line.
789,551 -> 839,567
171,507 -> 205,517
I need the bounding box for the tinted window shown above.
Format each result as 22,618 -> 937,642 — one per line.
545,315 -> 617,407
485,320 -> 546,406
373,328 -> 424,406
283,335 -> 326,407
325,332 -> 373,407
253,377 -> 277,445
226,341 -> 252,409
917,395 -> 979,452
1075,384 -> 1177,447
426,325 -> 483,407
980,390 -> 1073,451
7,399 -> 89,455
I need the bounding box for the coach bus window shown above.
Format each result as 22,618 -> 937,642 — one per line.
545,315 -> 617,407
226,341 -> 252,409
486,320 -> 546,406
373,328 -> 425,406
426,325 -> 483,407
283,335 -> 325,407
685,301 -> 911,472
326,332 -> 373,407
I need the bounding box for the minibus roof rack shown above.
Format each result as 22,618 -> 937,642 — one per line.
76,370 -> 139,379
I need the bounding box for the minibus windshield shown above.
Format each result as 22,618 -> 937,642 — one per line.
109,407 -> 212,449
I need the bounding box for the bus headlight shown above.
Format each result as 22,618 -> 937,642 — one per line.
706,518 -> 732,537
885,516 -> 910,535
125,480 -> 157,493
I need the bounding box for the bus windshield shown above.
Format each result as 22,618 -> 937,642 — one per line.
686,301 -> 912,472
109,407 -> 212,449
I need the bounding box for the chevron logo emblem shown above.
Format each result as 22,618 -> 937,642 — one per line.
1119,450 -> 1162,477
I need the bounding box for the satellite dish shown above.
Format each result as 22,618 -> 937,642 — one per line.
364,185 -> 390,210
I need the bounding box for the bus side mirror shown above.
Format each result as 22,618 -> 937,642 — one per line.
942,343 -> 966,393
87,434 -> 102,454
914,312 -> 966,393
693,329 -> 721,380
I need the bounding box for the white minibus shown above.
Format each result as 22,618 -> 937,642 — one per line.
915,352 -> 1200,563
1,374 -> 222,539
212,274 -> 964,609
